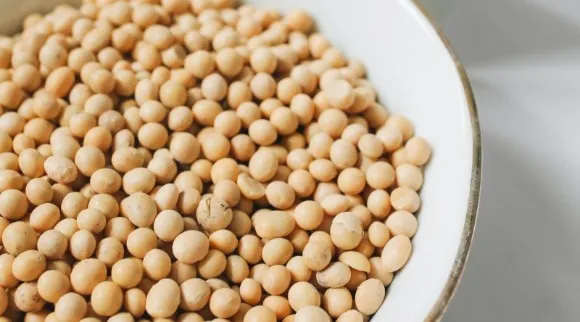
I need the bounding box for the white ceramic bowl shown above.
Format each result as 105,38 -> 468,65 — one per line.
0,0 -> 481,321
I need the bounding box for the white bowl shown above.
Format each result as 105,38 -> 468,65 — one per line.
0,0 -> 481,321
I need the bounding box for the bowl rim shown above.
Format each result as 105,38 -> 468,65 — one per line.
407,1 -> 482,321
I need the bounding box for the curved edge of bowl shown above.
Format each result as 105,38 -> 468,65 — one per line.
407,1 -> 482,321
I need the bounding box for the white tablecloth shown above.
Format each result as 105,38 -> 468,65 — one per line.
427,0 -> 580,321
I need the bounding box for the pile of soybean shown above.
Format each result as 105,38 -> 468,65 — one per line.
0,0 -> 432,321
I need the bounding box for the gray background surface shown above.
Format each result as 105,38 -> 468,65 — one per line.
423,0 -> 580,321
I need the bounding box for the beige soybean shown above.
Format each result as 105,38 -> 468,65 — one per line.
239,278 -> 262,305
124,288 -> 146,318
244,306 -> 276,322
44,156 -> 78,184
0,253 -> 17,288
0,189 -> 28,220
53,218 -> 79,240
75,146 -> 105,177
286,256 -> 312,283
37,230 -> 67,260
13,250 -> 46,282
90,168 -> 122,194
385,115 -> 414,141
342,123 -> 368,145
179,278 -> 210,312
225,255 -> 250,284
248,119 -> 277,146
197,249 -> 227,279
316,262 -> 351,288
3,222 -> 37,256
69,258 -> 107,296
238,235 -> 263,265
153,209 -> 184,242
390,147 -> 409,169
91,281 -> 123,317
302,241 -> 332,272
196,196 -> 233,232
209,288 -> 241,318
167,106 -> 193,131
248,149 -> 278,182
262,238 -> 293,266
95,237 -> 124,267
337,167 -> 366,195
172,230 -> 209,264
376,126 -> 403,152
237,173 -> 265,200
250,73 -> 276,100
405,136 -> 432,166
367,189 -> 391,219
337,310 -> 364,322
287,282 -> 319,312
76,209 -> 106,233
288,169 -> 316,198
231,134 -> 256,162
262,265 -> 291,296
111,147 -> 144,173
200,131 -> 230,162
0,153 -> 19,171
288,228 -> 309,253
381,235 -> 412,272
338,251 -> 371,273
318,109 -> 347,138
322,288 -> 352,318
37,270 -> 70,304
263,295 -> 292,320
88,193 -> 119,219
112,258 -> 143,289
146,279 -> 180,318
55,292 -> 87,322
321,194 -> 350,216
324,80 -> 354,110
120,192 -> 157,228
386,210 -> 418,238
265,181 -> 295,210
366,161 -> 396,190
395,164 -> 424,191
250,47 -> 277,74
358,133 -> 384,159
308,159 -> 337,182
253,210 -> 295,239
294,306 -> 330,322
0,169 -> 23,192
213,179 -> 241,207
390,187 -> 421,213
103,217 -> 134,243
308,132 -> 333,159
69,230 -> 96,260
354,237 -> 375,258
369,257 -> 394,286
170,261 -> 197,285
330,212 -> 363,250
368,221 -> 391,247
292,200 -> 323,230
178,188 -> 202,216
363,103 -> 389,129
354,278 -> 385,315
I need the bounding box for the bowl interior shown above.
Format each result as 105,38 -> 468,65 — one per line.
244,0 -> 478,320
